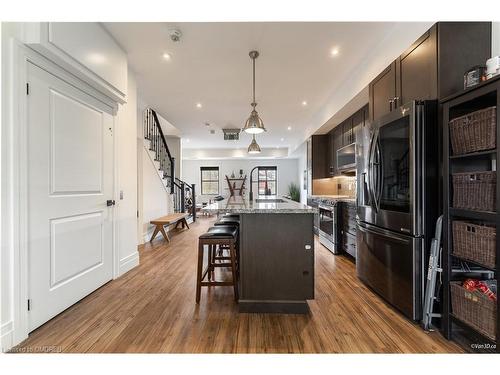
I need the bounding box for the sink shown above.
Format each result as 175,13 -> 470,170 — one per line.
255,198 -> 285,203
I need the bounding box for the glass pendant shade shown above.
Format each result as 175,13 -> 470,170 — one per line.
247,135 -> 261,154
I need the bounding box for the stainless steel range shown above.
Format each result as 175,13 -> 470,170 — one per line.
318,198 -> 339,254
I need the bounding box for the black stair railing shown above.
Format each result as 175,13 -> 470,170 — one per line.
144,108 -> 196,221
173,178 -> 197,222
144,108 -> 175,194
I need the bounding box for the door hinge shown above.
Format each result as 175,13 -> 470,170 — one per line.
26,83 -> 30,95
27,299 -> 31,311
137,210 -> 139,218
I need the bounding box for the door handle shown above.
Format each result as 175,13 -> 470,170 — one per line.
106,200 -> 116,206
389,99 -> 394,112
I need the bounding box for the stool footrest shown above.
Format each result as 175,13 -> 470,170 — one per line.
200,281 -> 235,287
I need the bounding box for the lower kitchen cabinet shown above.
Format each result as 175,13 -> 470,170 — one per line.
339,201 -> 357,259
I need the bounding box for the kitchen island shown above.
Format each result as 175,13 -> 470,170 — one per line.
203,196 -> 317,313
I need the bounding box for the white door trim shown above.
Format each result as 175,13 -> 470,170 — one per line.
5,40 -> 120,348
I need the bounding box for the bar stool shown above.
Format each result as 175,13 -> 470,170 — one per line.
214,216 -> 240,260
196,225 -> 239,303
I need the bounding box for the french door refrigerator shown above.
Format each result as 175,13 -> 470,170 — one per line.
356,100 -> 438,321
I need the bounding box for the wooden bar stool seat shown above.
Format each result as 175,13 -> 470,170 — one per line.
196,225 -> 239,303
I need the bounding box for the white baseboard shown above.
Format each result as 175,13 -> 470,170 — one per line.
1,321 -> 14,352
118,251 -> 139,276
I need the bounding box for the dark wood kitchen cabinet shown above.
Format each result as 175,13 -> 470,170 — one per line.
326,104 -> 369,177
369,61 -> 397,122
328,131 -> 336,176
369,22 -> 491,122
396,26 -> 438,105
331,126 -> 343,176
351,107 -> 364,144
341,117 -> 353,146
310,135 -> 329,179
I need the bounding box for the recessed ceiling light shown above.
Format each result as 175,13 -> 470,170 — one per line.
185,138 -> 190,143
162,52 -> 171,60
330,48 -> 339,56
287,126 -> 292,131
196,103 -> 202,109
302,101 -> 308,106
280,138 -> 284,142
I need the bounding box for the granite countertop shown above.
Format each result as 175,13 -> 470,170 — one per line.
309,195 -> 357,203
202,196 -> 318,214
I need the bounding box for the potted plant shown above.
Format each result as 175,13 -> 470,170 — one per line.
288,182 -> 300,202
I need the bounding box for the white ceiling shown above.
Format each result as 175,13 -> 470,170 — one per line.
104,22 -> 432,152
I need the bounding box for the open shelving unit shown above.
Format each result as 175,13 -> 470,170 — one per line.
442,75 -> 500,353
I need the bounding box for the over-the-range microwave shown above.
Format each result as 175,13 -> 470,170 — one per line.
337,143 -> 356,171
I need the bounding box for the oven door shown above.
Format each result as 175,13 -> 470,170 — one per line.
318,205 -> 338,253
318,205 -> 334,237
364,102 -> 423,236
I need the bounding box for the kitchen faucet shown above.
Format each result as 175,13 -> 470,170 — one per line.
249,166 -> 266,202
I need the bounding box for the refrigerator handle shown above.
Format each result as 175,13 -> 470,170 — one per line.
357,221 -> 411,244
375,134 -> 383,210
370,130 -> 380,212
367,131 -> 377,211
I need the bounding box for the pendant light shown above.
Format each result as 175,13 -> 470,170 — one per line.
242,50 -> 266,135
247,134 -> 261,154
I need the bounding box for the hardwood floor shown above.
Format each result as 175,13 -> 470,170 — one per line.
13,216 -> 462,353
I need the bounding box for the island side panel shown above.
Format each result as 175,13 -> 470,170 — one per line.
239,213 -> 314,312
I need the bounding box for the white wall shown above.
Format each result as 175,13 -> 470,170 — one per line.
493,22 -> 500,57
181,158 -> 300,202
140,147 -> 173,241
290,142 -> 308,204
115,68 -> 139,276
136,106 -> 179,243
166,136 -> 181,179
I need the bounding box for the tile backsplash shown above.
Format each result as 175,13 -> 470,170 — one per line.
312,176 -> 356,197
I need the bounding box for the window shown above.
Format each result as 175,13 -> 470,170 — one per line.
200,167 -> 219,195
257,166 -> 277,196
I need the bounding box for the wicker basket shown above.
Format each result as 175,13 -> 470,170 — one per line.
450,282 -> 497,340
452,221 -> 496,269
452,171 -> 496,211
449,106 -> 496,155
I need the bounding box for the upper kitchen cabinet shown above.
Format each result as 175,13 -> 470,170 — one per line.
310,135 -> 329,179
342,117 -> 354,146
369,62 -> 397,121
395,25 -> 438,105
23,22 -> 128,104
351,107 -> 365,144
326,104 -> 368,177
369,22 -> 491,122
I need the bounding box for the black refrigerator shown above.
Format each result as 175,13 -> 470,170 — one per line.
356,100 -> 439,321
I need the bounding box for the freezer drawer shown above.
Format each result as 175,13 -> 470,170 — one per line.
356,222 -> 423,321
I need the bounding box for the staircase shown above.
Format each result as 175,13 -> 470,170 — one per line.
144,108 -> 196,222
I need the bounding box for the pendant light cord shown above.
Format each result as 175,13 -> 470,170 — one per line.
252,55 -> 256,105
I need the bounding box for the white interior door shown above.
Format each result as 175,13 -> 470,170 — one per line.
27,61 -> 114,331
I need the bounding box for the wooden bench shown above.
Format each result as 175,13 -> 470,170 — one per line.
150,213 -> 190,243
